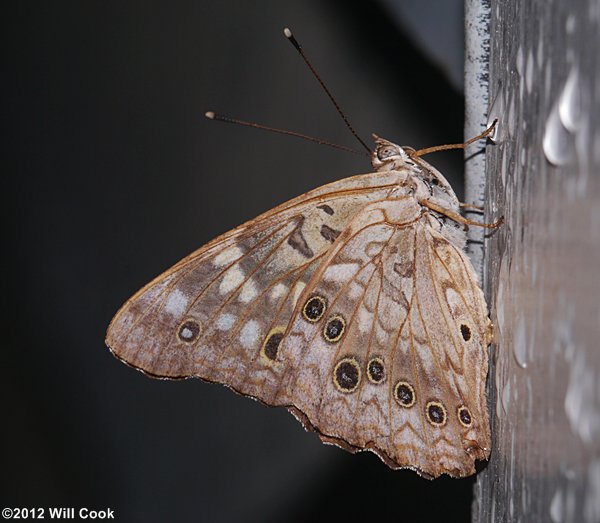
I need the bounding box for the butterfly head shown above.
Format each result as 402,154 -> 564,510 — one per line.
371,135 -> 418,172
371,135 -> 458,204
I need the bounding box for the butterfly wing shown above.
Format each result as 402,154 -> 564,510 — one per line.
106,171 -> 402,396
274,197 -> 491,478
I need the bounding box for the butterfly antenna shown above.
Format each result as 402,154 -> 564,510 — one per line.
283,27 -> 372,155
205,111 -> 368,156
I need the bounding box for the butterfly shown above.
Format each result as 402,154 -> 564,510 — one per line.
106,123 -> 500,478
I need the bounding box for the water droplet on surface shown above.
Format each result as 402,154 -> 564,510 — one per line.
550,488 -> 564,523
516,46 -> 524,75
585,460 -> 600,522
513,316 -> 528,368
506,93 -> 516,136
566,14 -> 576,34
495,255 -> 508,336
525,49 -> 534,93
543,104 -> 575,166
487,91 -> 505,144
559,67 -> 581,132
564,349 -> 599,444
501,378 -> 511,414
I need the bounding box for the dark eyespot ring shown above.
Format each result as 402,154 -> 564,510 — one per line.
460,323 -> 472,341
458,406 -> 473,427
323,315 -> 345,343
426,401 -> 447,427
262,327 -> 285,362
178,319 -> 201,343
367,357 -> 385,384
333,357 -> 361,393
394,381 -> 416,408
302,295 -> 326,323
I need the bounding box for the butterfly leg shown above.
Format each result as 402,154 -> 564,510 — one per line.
459,202 -> 484,212
411,120 -> 498,158
421,199 -> 503,229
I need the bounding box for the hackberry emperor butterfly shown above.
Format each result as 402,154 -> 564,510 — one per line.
106,29 -> 500,479
106,133 -> 501,479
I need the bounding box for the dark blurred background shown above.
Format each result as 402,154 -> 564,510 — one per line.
4,1 -> 472,521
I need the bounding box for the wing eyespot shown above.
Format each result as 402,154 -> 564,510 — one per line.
426,401 -> 447,427
261,326 -> 286,362
323,315 -> 346,343
302,295 -> 327,322
460,323 -> 472,341
333,357 -> 361,393
394,381 -> 416,408
457,406 -> 473,427
367,357 -> 385,384
177,319 -> 201,343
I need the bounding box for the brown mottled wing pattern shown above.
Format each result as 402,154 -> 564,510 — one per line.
274,197 -> 491,478
106,171 -> 401,395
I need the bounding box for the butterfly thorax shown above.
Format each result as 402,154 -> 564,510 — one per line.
371,136 -> 467,249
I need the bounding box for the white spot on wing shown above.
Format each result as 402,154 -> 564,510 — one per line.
164,289 -> 188,316
292,281 -> 306,306
219,265 -> 245,294
217,313 -> 236,331
376,323 -> 388,345
239,279 -> 258,303
445,287 -> 461,316
358,306 -> 371,333
213,246 -> 244,267
270,283 -> 288,300
348,282 -> 363,300
240,320 -> 260,349
323,263 -> 359,282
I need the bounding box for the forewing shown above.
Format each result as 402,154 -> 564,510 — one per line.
275,197 -> 491,478
106,171 -> 401,403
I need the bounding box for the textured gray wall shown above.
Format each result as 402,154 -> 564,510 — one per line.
469,1 -> 600,521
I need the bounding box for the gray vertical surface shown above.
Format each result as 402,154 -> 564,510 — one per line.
470,1 -> 600,522
464,0 -> 491,280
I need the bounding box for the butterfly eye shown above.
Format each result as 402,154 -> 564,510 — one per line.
457,406 -> 473,427
177,319 -> 201,343
302,295 -> 327,322
426,401 -> 447,427
367,357 -> 385,384
323,315 -> 346,343
333,357 -> 361,393
460,324 -> 472,341
394,381 -> 416,408
377,145 -> 400,161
